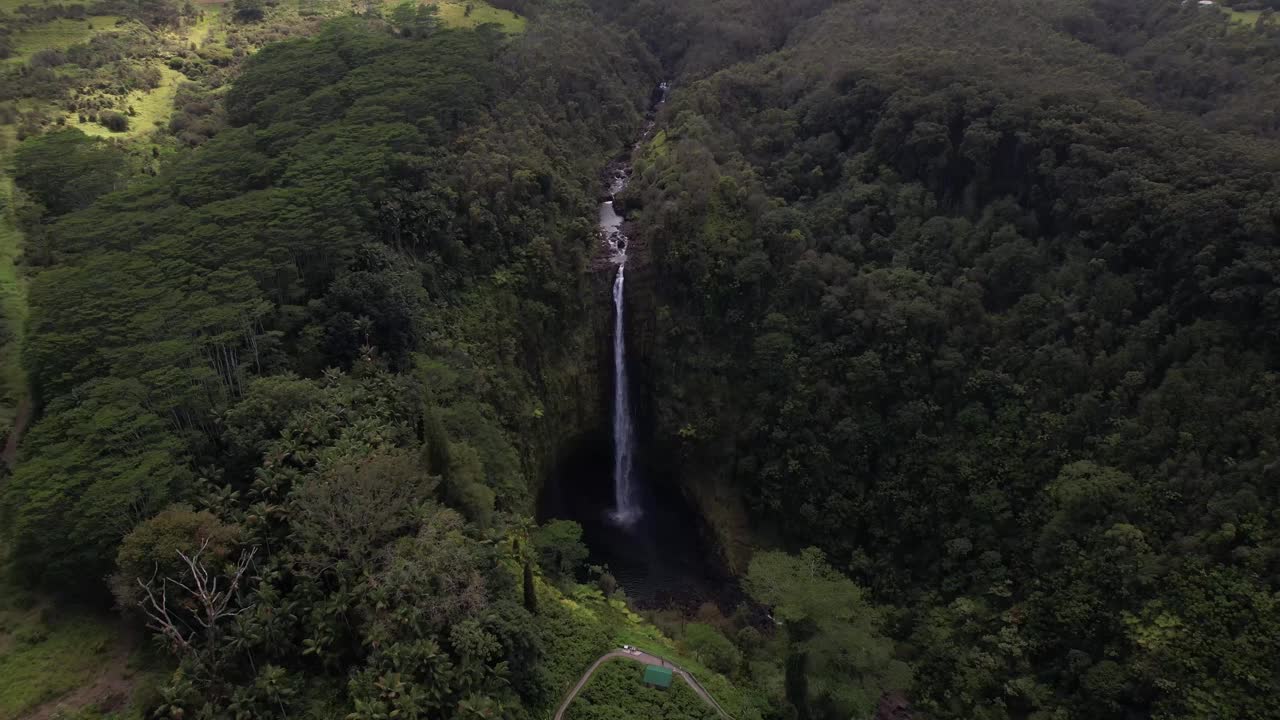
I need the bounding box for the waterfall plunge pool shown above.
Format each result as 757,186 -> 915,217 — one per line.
537,429 -> 730,609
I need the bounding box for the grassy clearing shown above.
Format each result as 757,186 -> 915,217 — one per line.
613,623 -> 755,720
0,544 -> 156,720
432,0 -> 525,31
0,613 -> 116,719
3,16 -> 122,63
391,0 -> 525,32
1206,3 -> 1264,27
1222,6 -> 1262,25
188,2 -> 225,48
0,125 -> 25,439
0,0 -> 56,12
68,65 -> 184,139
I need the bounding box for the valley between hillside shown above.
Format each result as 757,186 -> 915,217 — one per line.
3,0 -> 1280,718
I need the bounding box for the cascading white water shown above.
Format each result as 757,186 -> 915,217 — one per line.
598,81 -> 670,526
609,262 -> 639,524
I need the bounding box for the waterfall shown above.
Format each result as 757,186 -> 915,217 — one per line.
610,262 -> 639,524
600,81 -> 670,526
600,196 -> 638,525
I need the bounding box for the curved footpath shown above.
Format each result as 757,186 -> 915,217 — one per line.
553,647 -> 734,720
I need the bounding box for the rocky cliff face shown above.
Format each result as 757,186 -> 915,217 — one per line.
526,264 -> 615,499
619,241 -> 755,575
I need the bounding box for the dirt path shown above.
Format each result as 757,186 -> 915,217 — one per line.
553,648 -> 732,720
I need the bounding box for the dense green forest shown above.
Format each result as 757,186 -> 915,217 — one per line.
617,0 -> 1280,718
3,0 -> 1280,717
1,0 -> 674,715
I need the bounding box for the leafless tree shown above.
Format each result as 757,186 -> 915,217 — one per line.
138,538 -> 257,663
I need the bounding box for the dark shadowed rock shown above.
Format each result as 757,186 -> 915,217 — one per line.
874,692 -> 914,720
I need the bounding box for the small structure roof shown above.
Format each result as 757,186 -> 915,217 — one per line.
643,665 -> 674,689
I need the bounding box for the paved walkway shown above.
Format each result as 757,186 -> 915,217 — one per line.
552,648 -> 733,720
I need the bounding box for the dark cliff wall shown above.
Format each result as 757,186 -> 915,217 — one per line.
526,265 -> 616,499
623,246 -> 755,574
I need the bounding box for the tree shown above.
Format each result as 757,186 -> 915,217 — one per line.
5,379 -> 190,591
137,538 -> 257,671
598,571 -> 617,598
421,402 -> 452,479
290,452 -> 436,574
533,520 -> 588,583
523,560 -> 538,614
683,623 -> 740,674
366,504 -> 489,640
99,110 -> 129,132
13,129 -> 123,216
111,505 -> 241,610
746,549 -> 912,720
445,442 -> 496,527
390,1 -> 439,37
232,0 -> 265,22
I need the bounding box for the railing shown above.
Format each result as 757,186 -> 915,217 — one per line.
635,647 -> 735,720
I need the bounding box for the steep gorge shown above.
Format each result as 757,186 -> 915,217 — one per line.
537,81 -> 737,607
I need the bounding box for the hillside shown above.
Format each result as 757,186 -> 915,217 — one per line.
0,0 -> 547,716
2,0 -> 1279,718
618,0 -> 1280,717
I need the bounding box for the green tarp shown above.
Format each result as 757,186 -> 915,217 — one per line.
643,665 -> 674,689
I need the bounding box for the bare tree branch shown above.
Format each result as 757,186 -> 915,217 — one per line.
137,541 -> 258,665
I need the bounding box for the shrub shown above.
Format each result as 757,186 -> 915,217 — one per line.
533,519 -> 588,582
683,623 -> 741,675
15,624 -> 49,646
99,110 -> 129,132
29,49 -> 69,68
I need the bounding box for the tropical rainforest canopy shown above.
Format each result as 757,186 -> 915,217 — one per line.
1,0 -> 1279,718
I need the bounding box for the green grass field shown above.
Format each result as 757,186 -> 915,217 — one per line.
0,131 -> 25,441
3,16 -> 123,64
1221,6 -> 1263,25
432,0 -> 525,31
0,0 -> 57,12
189,3 -> 225,47
542,578 -> 760,720
69,65 -> 184,138
0,543 -> 158,720
0,612 -> 117,719
384,0 -> 525,32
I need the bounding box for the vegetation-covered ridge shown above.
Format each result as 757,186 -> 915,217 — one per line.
0,0 -> 706,715
0,0 -> 527,454
616,0 -> 1280,718
5,0 -> 1280,718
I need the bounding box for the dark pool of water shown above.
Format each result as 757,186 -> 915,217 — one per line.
538,430 -> 731,609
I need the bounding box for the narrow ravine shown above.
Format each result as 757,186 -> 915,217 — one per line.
598,81 -> 668,525
540,82 -> 736,608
